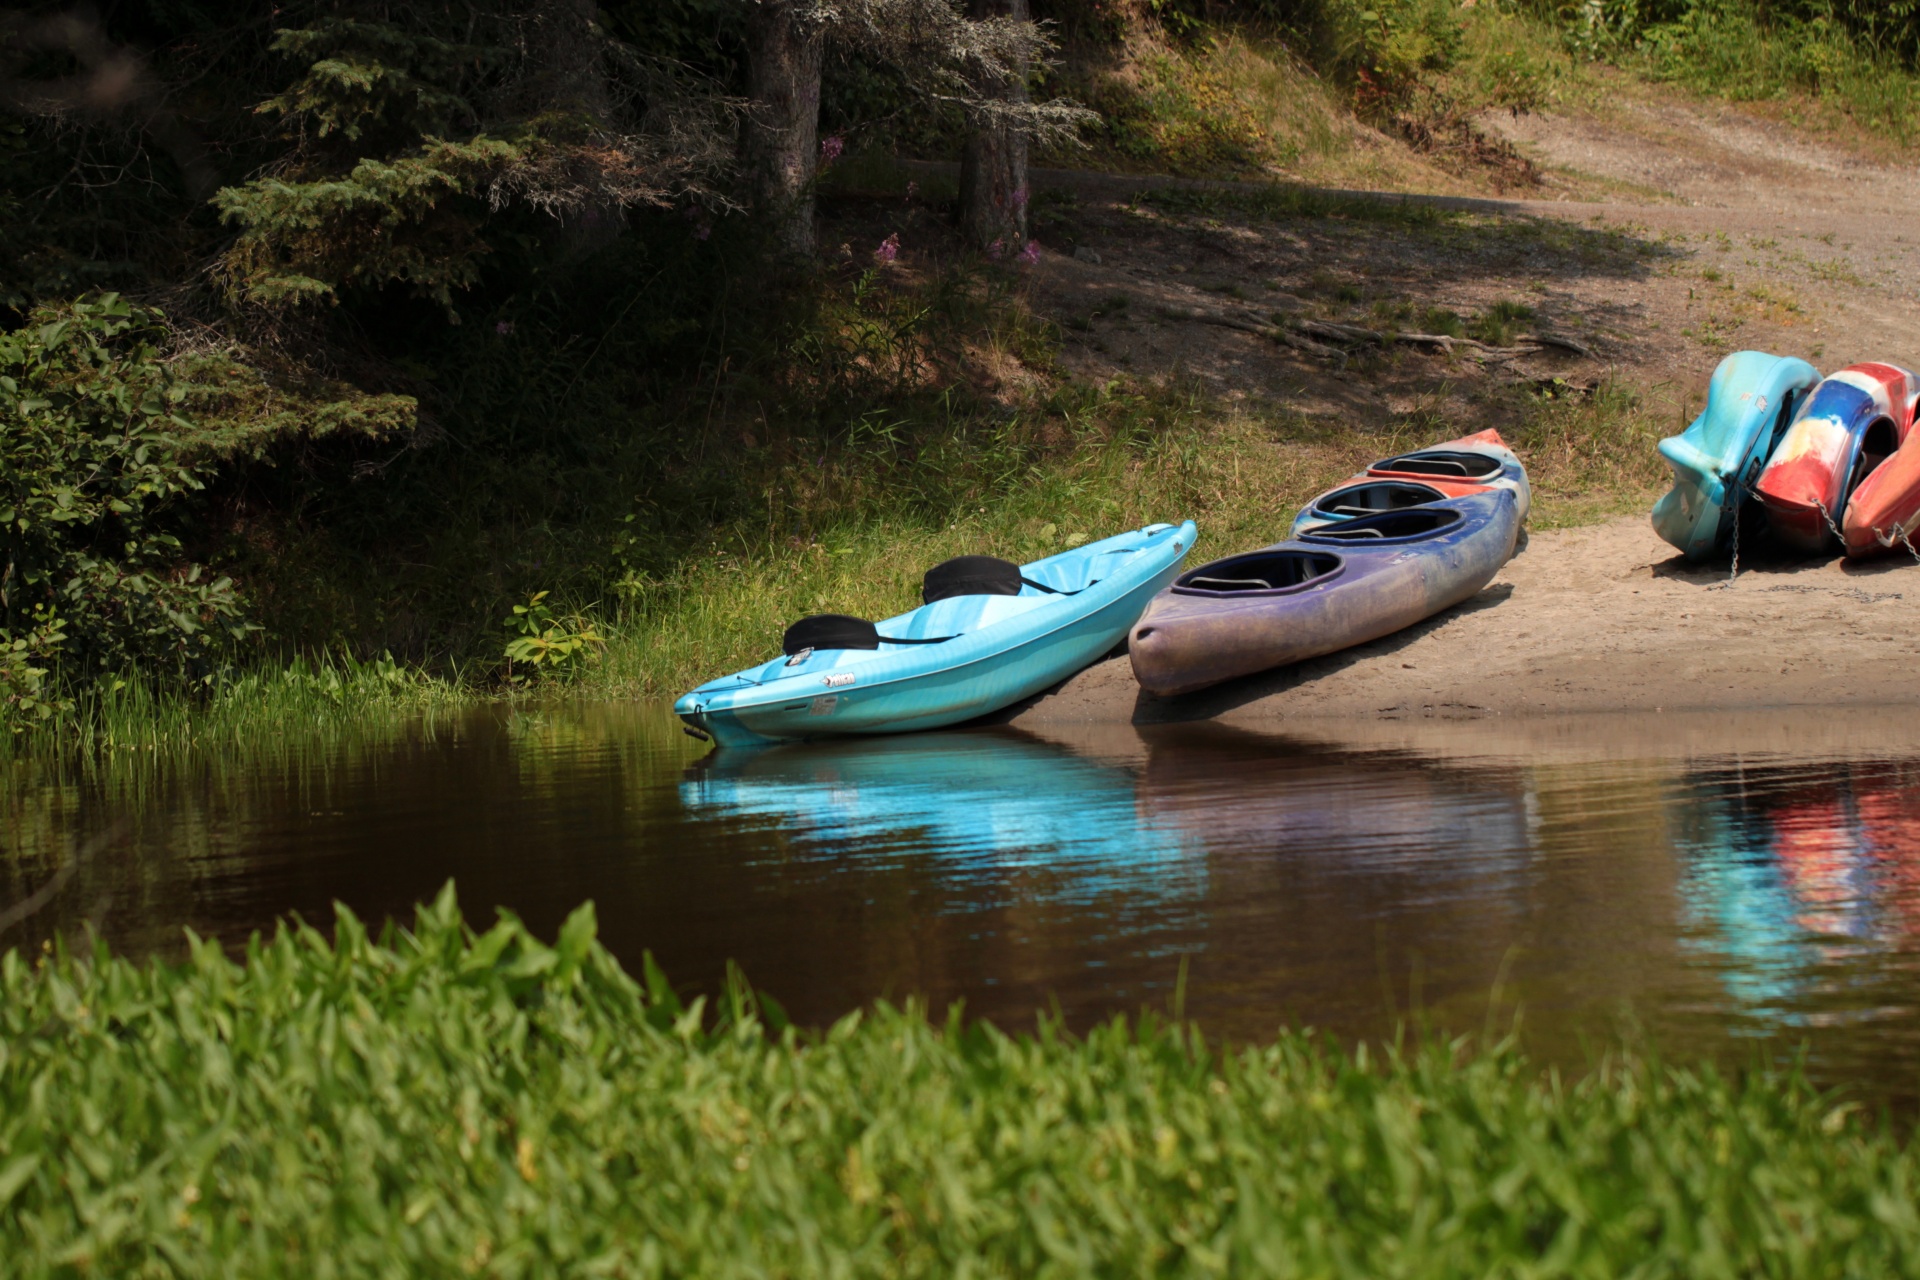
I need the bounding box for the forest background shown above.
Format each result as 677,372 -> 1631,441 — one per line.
6,0 -> 1920,739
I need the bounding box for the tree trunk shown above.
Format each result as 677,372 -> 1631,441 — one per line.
744,0 -> 824,258
957,0 -> 1030,254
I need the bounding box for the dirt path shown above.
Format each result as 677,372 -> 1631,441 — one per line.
982,80 -> 1920,414
993,90 -> 1920,726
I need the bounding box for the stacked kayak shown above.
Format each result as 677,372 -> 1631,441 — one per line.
1291,428 -> 1530,536
1753,362 -> 1917,554
1650,350 -> 1820,560
675,522 -> 1194,746
1839,372 -> 1920,556
1131,487 -> 1522,697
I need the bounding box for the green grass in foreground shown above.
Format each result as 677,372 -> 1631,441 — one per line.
2,886 -> 1916,1276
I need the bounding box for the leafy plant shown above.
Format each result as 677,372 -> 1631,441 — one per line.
501,591 -> 605,681
0,295 -> 251,715
0,607 -> 68,729
1323,0 -> 1467,116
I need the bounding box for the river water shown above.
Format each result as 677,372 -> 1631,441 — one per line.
7,703 -> 1920,1088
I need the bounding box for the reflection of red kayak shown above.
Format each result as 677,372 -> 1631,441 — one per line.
1769,798 -> 1863,937
1753,363 -> 1915,554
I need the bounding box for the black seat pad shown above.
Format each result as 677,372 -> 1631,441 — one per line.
782,614 -> 881,654
922,555 -> 1025,603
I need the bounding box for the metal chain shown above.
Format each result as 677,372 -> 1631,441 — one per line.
1814,499 -> 1847,550
1711,486 -> 1756,590
1726,496 -> 1742,584
1894,523 -> 1920,567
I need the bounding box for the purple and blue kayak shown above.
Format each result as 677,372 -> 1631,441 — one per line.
1128,489 -> 1521,696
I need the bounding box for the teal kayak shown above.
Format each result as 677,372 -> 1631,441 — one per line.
675,521 -> 1196,747
1651,350 -> 1820,560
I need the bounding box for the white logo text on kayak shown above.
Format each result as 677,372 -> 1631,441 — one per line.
821,673 -> 856,688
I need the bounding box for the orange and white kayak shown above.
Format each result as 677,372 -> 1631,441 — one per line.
1753,363 -> 1916,554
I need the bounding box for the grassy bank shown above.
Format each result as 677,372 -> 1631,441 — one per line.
2,886 -> 1915,1275
3,367 -> 1669,733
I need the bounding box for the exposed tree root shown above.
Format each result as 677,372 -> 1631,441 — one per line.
1161,303 -> 1595,364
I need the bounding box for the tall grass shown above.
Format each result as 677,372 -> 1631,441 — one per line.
3,884 -> 1917,1276
1,651 -> 465,763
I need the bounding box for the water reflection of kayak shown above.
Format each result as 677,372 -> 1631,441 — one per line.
1132,724 -> 1533,880
1672,767 -> 1885,1017
679,732 -> 1204,905
1857,786 -> 1920,939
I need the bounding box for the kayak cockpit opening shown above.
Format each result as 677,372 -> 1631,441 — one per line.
1310,480 -> 1450,519
1173,550 -> 1341,596
1374,449 -> 1503,480
1300,506 -> 1464,543
1856,416 -> 1899,484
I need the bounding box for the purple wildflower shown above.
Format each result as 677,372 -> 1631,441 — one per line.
874,233 -> 901,264
1012,184 -> 1029,210
820,134 -> 845,165
495,320 -> 515,336
987,238 -> 1007,261
1018,239 -> 1041,267
693,221 -> 712,241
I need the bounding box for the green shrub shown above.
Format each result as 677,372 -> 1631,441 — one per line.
1321,0 -> 1467,115
500,590 -> 605,683
0,296 -> 250,716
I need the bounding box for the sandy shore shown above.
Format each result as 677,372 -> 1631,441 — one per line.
1010,515 -> 1920,732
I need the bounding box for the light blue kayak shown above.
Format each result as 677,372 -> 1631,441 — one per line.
1652,350 -> 1820,560
675,521 -> 1196,747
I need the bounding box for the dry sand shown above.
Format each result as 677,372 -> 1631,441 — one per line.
1009,516 -> 1920,731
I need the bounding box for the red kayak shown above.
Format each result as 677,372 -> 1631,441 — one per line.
1753,363 -> 1915,554
1842,375 -> 1920,557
